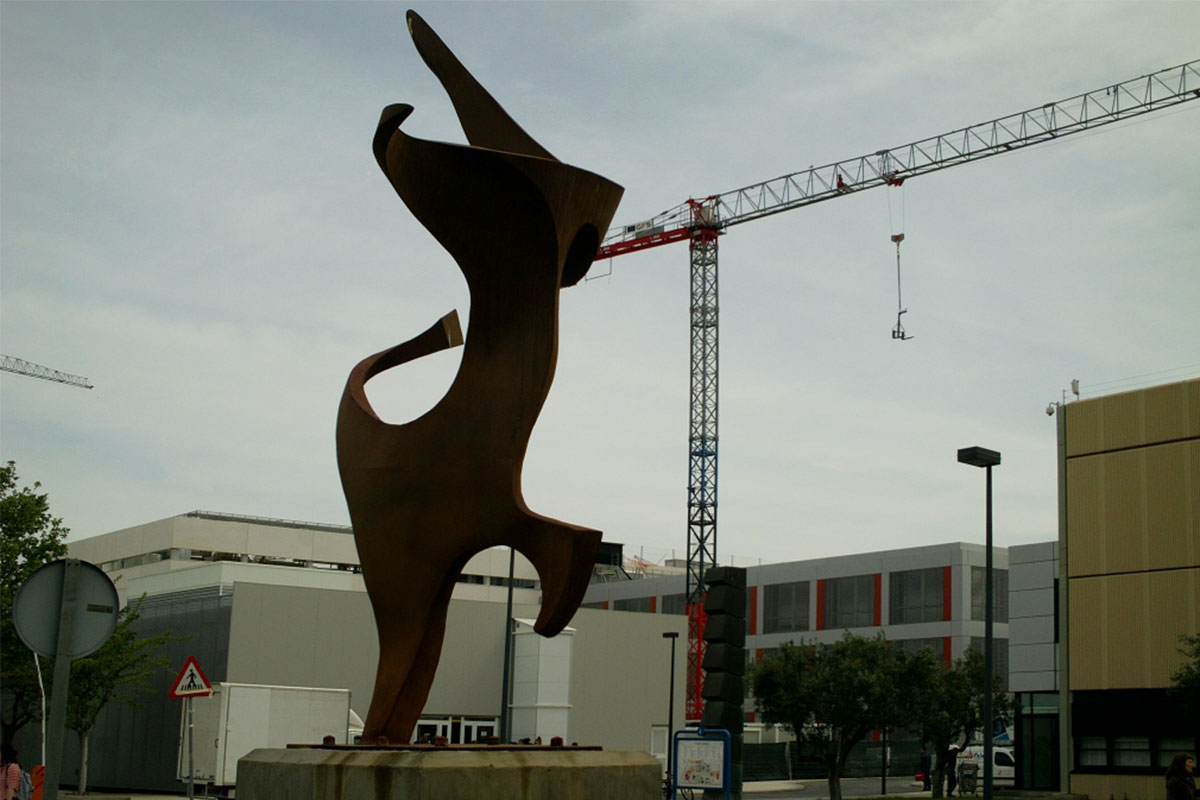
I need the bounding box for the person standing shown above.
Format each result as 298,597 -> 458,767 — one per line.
0,744 -> 21,800
945,745 -> 959,797
920,747 -> 932,791
1166,753 -> 1196,800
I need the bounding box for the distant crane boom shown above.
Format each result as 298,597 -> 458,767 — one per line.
589,57 -> 1199,722
1,355 -> 94,389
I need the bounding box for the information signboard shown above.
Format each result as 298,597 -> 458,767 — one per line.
673,727 -> 731,798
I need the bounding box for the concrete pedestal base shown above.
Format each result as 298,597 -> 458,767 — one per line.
238,747 -> 661,800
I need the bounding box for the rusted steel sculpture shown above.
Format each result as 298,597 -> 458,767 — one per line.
336,10 -> 624,743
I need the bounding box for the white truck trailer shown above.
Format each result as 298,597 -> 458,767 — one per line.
176,683 -> 354,791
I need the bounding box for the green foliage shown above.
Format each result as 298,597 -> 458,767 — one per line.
749,633 -> 924,800
749,635 -> 1011,800
1,461 -> 69,743
1,459 -> 177,775
61,596 -> 175,737
62,595 -> 178,792
1169,632 -> 1200,718
907,647 -> 1012,799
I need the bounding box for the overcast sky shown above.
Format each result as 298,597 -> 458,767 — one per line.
2,2 -> 1197,567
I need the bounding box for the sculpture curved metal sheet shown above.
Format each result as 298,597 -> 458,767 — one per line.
336,10 -> 624,743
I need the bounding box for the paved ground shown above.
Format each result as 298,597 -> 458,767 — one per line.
79,777 -> 933,800
742,777 -> 929,798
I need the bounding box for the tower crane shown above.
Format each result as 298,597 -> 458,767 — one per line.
592,59 -> 1200,720
1,355 -> 94,389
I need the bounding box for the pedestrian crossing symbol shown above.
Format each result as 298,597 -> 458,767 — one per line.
169,655 -> 213,698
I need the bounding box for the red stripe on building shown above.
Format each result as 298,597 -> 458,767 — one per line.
651,596 -> 657,613
756,648 -> 764,661
943,565 -> 953,621
749,585 -> 758,635
942,636 -> 952,664
747,711 -> 756,723
873,573 -> 882,626
816,579 -> 826,630
872,728 -> 881,743
602,601 -> 609,610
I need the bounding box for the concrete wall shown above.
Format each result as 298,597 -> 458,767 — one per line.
1069,569 -> 1199,689
567,608 -> 686,752
226,582 -> 378,718
1008,541 -> 1058,692
424,599 -> 540,719
226,583 -> 686,749
1071,772 -> 1164,800
69,516 -> 544,605
1065,379 -> 1200,691
1063,378 -> 1200,798
68,515 -> 176,570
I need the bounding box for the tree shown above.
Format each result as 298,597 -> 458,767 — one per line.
62,596 -> 175,793
1,461 -> 69,745
2,460 -> 176,789
749,633 -> 922,800
909,646 -> 1012,799
1169,632 -> 1200,720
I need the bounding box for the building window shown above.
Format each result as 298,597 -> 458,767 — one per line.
1158,737 -> 1195,767
613,596 -> 654,613
1076,734 -> 1198,770
491,576 -> 536,589
969,637 -> 1010,691
661,593 -> 687,615
894,637 -> 941,657
970,566 -> 1009,622
1112,736 -> 1151,767
1077,736 -> 1107,766
824,574 -> 874,629
1019,692 -> 1059,715
888,567 -> 944,624
763,581 -> 810,634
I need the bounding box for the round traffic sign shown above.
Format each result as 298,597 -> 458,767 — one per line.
13,559 -> 119,659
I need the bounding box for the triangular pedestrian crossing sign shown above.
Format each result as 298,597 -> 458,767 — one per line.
169,655 -> 214,698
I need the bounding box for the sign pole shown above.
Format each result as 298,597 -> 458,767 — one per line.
187,696 -> 195,800
169,655 -> 213,797
43,559 -> 81,800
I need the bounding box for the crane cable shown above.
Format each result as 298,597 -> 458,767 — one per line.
887,179 -> 912,340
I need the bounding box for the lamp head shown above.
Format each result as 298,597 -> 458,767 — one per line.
957,446 -> 1001,468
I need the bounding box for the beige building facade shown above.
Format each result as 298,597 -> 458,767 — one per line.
1060,378 -> 1200,799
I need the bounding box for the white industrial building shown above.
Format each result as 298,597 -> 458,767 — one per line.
56,511 -> 685,792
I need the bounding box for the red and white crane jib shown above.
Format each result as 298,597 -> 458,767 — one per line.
594,58 -> 1199,262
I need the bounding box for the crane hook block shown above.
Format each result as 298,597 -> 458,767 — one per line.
891,233 -> 904,244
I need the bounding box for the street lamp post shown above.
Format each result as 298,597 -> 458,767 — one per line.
499,547 -> 515,743
663,631 -> 679,794
957,446 -> 1000,800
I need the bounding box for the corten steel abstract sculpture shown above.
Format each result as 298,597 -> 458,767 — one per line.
336,10 -> 624,744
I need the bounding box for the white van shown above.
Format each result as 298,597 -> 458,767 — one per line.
957,746 -> 1015,787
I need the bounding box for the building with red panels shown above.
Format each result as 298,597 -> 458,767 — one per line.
582,541 -> 1011,703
